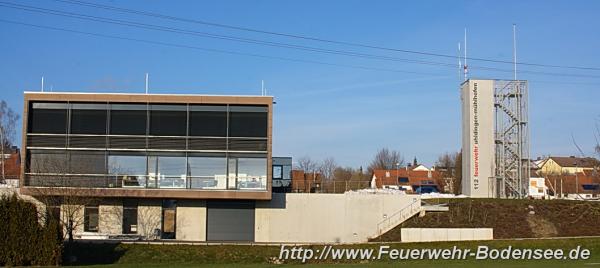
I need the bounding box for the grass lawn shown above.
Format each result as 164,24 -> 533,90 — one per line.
67,237 -> 600,267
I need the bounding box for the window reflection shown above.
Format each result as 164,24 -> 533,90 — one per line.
230,156 -> 267,190
148,155 -> 187,189
188,156 -> 227,189
108,154 -> 147,188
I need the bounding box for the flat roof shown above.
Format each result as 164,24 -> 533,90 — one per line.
23,91 -> 273,105
24,91 -> 272,98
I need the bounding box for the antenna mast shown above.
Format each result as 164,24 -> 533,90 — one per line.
464,28 -> 468,81
458,42 -> 462,81
145,73 -> 149,94
513,24 -> 517,80
41,76 -> 44,92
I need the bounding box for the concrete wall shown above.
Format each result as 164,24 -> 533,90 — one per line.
255,193 -> 420,243
401,228 -> 493,242
462,79 -> 496,198
176,200 -> 206,241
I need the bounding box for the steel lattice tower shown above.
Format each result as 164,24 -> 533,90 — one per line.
494,80 -> 530,198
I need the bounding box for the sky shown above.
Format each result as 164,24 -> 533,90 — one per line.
1,0 -> 599,168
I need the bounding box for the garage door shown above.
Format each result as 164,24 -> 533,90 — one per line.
206,201 -> 255,241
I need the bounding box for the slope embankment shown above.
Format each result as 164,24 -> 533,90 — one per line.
374,198 -> 600,241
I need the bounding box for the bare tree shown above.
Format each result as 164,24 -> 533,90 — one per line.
333,166 -> 353,181
368,148 -> 404,173
595,121 -> 600,159
435,151 -> 462,194
137,204 -> 161,240
295,156 -> 319,173
319,157 -> 337,181
0,100 -> 19,183
454,151 -> 463,194
27,154 -> 100,243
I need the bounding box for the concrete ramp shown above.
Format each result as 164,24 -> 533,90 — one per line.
255,193 -> 420,243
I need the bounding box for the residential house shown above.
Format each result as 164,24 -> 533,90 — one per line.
372,165 -> 442,193
537,156 -> 599,176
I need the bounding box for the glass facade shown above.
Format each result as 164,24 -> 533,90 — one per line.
110,104 -> 147,135
148,155 -> 187,189
188,155 -> 227,189
28,103 -> 68,134
71,104 -> 108,134
25,101 -> 269,192
149,105 -> 187,136
108,154 -> 147,187
235,157 -> 268,190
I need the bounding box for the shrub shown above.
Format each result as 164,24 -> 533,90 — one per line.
0,194 -> 62,266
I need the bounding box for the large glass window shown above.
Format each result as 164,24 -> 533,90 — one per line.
28,103 -> 68,134
149,105 -> 187,136
29,150 -> 68,173
273,165 -> 283,179
84,205 -> 99,232
188,154 -> 227,189
69,151 -> 106,174
108,154 -> 147,187
110,104 -> 147,135
230,154 -> 267,190
189,105 -> 227,137
229,106 -> 268,137
71,103 -> 108,134
148,155 -> 187,188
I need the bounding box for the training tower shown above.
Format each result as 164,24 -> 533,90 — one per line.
461,79 -> 529,198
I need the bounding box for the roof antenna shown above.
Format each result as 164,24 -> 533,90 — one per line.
458,42 -> 462,81
513,24 -> 517,81
145,73 -> 149,94
261,80 -> 265,96
41,76 -> 44,92
464,28 -> 468,81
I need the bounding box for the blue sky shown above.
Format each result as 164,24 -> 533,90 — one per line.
1,0 -> 599,167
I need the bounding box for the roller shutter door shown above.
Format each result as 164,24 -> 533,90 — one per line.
206,201 -> 255,241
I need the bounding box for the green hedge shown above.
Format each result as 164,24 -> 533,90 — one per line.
0,194 -> 63,266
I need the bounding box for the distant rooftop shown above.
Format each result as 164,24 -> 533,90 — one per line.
548,156 -> 599,168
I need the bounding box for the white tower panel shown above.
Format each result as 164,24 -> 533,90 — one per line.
461,79 -> 496,197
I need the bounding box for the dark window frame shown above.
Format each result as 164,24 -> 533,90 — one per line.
189,105 -> 228,137
109,103 -> 148,135
84,205 -> 99,232
70,103 -> 108,135
228,105 -> 268,138
149,104 -> 187,136
28,102 -> 69,134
